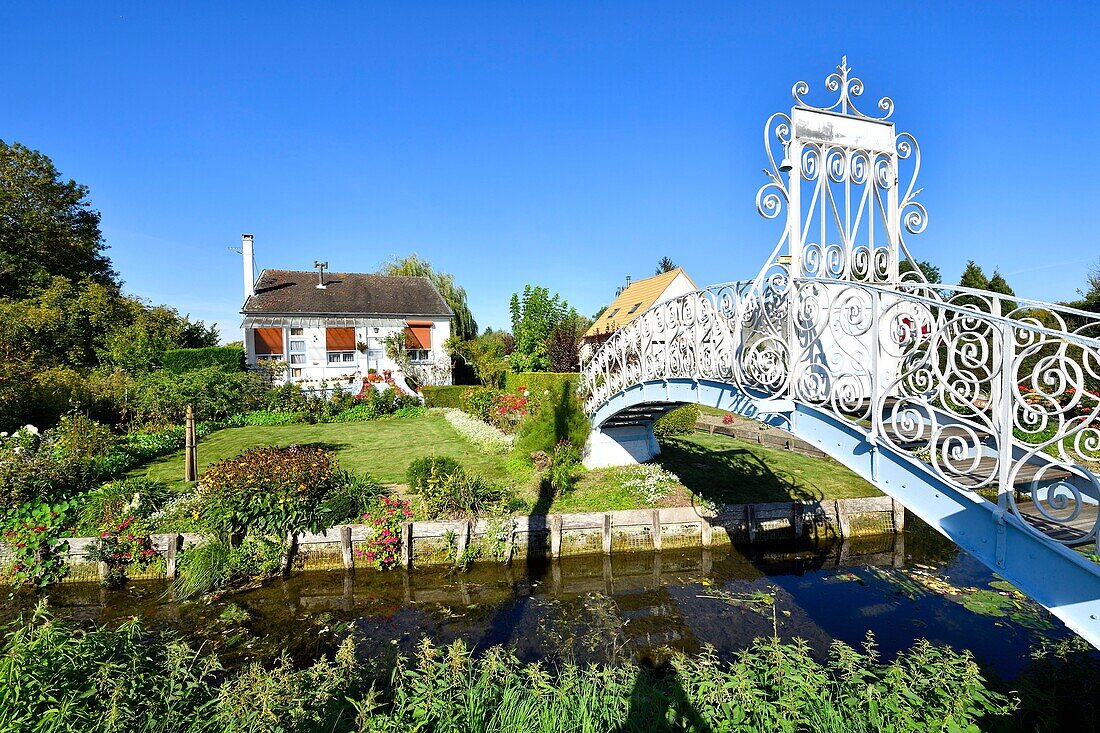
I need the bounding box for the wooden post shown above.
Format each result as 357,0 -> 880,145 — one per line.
165,534 -> 182,579
550,514 -> 563,558
401,522 -> 413,569
792,502 -> 804,539
650,509 -> 662,552
456,520 -> 471,563
602,513 -> 613,554
834,499 -> 851,538
503,522 -> 515,565
340,525 -> 354,570
746,505 -> 757,543
700,515 -> 713,547
280,532 -> 298,577
184,405 -> 197,482
891,499 -> 906,532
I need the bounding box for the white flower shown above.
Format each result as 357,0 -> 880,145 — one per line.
22,424 -> 39,436
438,409 -> 514,454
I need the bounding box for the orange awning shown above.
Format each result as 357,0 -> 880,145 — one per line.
326,327 -> 355,351
405,321 -> 432,350
253,327 -> 283,355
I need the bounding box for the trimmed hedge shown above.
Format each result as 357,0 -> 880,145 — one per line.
421,385 -> 467,409
504,372 -> 580,395
652,404 -> 700,437
162,346 -> 245,374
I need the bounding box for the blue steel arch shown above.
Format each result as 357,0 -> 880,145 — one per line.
590,378 -> 1100,647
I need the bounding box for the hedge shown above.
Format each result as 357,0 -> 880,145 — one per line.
421,385 -> 467,409
504,372 -> 580,395
162,346 -> 245,374
652,404 -> 700,437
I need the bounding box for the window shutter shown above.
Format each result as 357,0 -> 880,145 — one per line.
326,327 -> 355,351
404,321 -> 432,349
254,328 -> 283,355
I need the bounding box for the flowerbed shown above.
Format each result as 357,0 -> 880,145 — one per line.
439,409 -> 514,454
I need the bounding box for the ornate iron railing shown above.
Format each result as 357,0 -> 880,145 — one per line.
582,276 -> 1100,549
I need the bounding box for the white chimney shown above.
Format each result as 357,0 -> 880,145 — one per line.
242,234 -> 255,299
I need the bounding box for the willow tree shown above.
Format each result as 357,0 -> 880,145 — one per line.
380,254 -> 478,341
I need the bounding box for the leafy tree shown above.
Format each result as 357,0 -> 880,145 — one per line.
987,270 -> 1018,315
655,257 -> 677,275
380,254 -> 478,341
898,258 -> 941,284
509,286 -> 571,372
548,312 -> 591,373
0,141 -> 116,299
453,329 -> 513,387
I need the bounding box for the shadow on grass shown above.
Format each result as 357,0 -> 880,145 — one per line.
655,437 -> 825,505
616,657 -> 712,733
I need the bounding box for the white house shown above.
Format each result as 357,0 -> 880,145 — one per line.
238,235 -> 454,389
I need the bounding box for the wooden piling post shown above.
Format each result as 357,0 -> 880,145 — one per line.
456,520 -> 471,563
340,525 -> 354,570
650,510 -> 662,552
165,534 -> 182,579
834,500 -> 851,538
700,515 -> 713,547
746,505 -> 757,543
602,513 -> 613,554
401,522 -> 413,569
550,514 -> 563,558
792,502 -> 804,539
184,405 -> 197,482
891,499 -> 906,532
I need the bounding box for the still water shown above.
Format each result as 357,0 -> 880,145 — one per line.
4,519 -> 1088,685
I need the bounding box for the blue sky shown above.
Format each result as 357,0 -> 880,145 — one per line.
3,2 -> 1098,340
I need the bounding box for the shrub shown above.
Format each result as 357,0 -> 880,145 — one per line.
85,514 -> 159,588
406,455 -> 463,494
514,380 -> 590,460
76,477 -> 169,534
266,381 -> 309,412
0,498 -> 73,587
53,413 -> 117,462
197,445 -> 341,538
505,371 -> 579,400
421,385 -> 467,409
0,429 -> 98,507
652,404 -> 700,437
440,408 -> 514,454
460,386 -> 500,421
162,345 -> 245,374
419,466 -> 504,519
132,367 -> 269,423
330,403 -> 381,422
238,410 -> 305,426
316,471 -> 384,527
546,441 -> 580,494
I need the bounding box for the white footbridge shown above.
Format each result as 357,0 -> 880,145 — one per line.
581,59 -> 1100,646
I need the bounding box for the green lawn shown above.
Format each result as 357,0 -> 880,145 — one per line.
135,416 -> 877,515
133,413 -> 517,491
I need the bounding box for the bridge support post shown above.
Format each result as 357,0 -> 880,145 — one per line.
583,424 -> 660,469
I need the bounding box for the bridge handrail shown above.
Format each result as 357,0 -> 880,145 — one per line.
582,275 -> 1100,552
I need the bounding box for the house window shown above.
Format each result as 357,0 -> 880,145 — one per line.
408,349 -> 431,363
605,308 -> 620,319
290,368 -> 302,378
627,302 -> 643,314
290,328 -> 304,336
325,327 -> 356,366
253,327 -> 284,360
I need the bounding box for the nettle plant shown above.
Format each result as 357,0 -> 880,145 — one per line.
197,445 -> 340,540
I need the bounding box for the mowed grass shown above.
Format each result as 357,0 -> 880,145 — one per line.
133,413 -> 516,491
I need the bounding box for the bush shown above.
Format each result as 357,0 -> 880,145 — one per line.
132,367 -> 269,423
460,386 -> 500,422
197,445 -> 341,538
238,410 -> 305,426
359,496 -> 412,570
419,466 -> 504,519
1,498 -> 73,587
76,477 -> 169,534
505,371 -> 579,397
330,403 -> 381,422
162,345 -> 245,374
514,380 -> 590,460
316,472 -> 384,526
421,385 -> 467,409
546,441 -> 580,494
406,455 -> 464,493
53,413 -> 117,462
652,404 -> 700,437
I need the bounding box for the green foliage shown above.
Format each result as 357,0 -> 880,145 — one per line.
547,441 -> 580,494
421,385 -> 467,408
508,285 -> 575,372
505,371 -> 579,398
316,471 -> 384,527
329,403 -> 380,422
76,477 -> 169,534
418,464 -> 505,519
197,445 -> 341,539
652,404 -> 700,437
406,455 -> 464,493
162,345 -> 245,374
656,256 -> 677,274
514,380 -> 589,459
53,412 -> 117,461
84,514 -> 158,588
0,140 -> 115,298
899,258 -> 942,284
460,386 -> 500,421
171,539 -> 233,599
1,499 -> 73,586
0,427 -> 99,507
988,269 -> 1018,313
132,366 -> 270,423
452,329 -> 512,387
359,496 -> 412,570
234,409 -> 305,426
380,253 -> 478,341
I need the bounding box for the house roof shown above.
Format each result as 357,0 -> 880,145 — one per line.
583,268 -> 697,339
241,270 -> 454,318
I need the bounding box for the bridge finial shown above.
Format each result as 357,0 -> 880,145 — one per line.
792,56 -> 894,121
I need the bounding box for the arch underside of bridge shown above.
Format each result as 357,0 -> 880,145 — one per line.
588,378 -> 1100,647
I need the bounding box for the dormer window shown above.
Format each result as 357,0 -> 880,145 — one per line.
627,302 -> 643,314
606,308 -> 620,319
